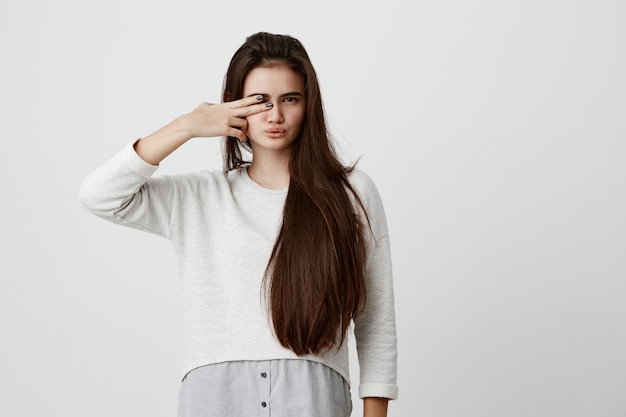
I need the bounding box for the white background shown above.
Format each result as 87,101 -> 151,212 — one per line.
1,1 -> 624,416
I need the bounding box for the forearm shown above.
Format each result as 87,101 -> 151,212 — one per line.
134,115 -> 194,165
364,397 -> 389,417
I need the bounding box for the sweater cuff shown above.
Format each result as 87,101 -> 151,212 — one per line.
359,383 -> 398,400
123,140 -> 159,178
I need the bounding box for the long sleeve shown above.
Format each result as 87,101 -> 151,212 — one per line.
79,142 -> 175,238
350,170 -> 399,400
79,151 -> 399,393
354,233 -> 398,399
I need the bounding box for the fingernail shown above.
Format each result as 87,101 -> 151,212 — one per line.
257,95 -> 264,100
265,102 -> 273,107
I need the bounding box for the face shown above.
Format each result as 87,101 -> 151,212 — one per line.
242,64 -> 306,155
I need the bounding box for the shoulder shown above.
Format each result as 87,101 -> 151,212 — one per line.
346,167 -> 378,192
346,168 -> 384,210
346,168 -> 389,238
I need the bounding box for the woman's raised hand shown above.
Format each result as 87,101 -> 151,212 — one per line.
134,96 -> 271,165
183,96 -> 271,141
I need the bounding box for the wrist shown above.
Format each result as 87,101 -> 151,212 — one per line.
363,397 -> 389,417
171,114 -> 196,143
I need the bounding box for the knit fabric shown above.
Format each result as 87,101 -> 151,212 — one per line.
79,142 -> 398,399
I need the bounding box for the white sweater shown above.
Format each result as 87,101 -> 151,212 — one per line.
79,142 -> 398,399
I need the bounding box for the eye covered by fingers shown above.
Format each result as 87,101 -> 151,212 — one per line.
230,95 -> 273,117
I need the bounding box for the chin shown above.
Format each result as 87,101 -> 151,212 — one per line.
251,138 -> 296,152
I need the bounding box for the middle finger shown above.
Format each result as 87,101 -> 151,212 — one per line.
235,101 -> 273,118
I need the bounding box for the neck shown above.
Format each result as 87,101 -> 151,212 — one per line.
247,149 -> 290,190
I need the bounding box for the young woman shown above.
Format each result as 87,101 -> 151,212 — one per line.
80,32 -> 397,417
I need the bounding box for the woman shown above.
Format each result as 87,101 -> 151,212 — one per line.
80,32 -> 397,417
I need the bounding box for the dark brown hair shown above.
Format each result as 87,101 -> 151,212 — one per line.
222,32 -> 368,355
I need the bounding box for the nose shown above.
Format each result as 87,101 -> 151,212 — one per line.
266,103 -> 284,124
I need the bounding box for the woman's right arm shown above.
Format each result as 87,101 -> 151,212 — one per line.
79,96 -> 270,234
134,96 -> 269,165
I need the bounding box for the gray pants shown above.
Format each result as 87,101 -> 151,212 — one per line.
178,359 -> 352,417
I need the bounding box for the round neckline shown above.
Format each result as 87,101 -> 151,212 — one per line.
239,167 -> 289,194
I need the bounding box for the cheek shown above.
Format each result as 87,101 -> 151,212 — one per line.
288,106 -> 305,124
245,114 -> 263,129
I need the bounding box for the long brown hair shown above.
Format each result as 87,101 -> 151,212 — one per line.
222,32 -> 368,355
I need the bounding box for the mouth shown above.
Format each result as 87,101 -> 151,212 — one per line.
265,128 -> 286,138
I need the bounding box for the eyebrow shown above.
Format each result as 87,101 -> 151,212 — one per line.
246,91 -> 304,99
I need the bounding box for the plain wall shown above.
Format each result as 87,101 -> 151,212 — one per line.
1,0 -> 624,416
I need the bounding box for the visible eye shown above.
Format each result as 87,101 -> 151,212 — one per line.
284,96 -> 298,103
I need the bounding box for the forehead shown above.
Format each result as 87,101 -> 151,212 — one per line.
243,65 -> 305,95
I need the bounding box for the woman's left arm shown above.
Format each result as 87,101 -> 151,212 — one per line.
351,171 -> 398,401
364,397 -> 389,417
